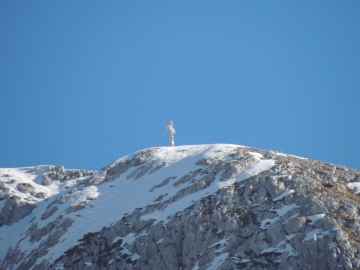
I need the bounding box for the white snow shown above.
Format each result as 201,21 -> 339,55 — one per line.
302,229 -> 331,242
248,152 -> 263,159
0,166 -> 88,263
347,182 -> 360,194
272,189 -> 294,201
84,262 -> 92,267
208,252 -> 229,270
54,263 -> 66,270
131,252 -> 141,260
261,238 -> 298,256
0,144 -> 275,267
283,213 -> 299,224
232,257 -> 250,263
114,231 -> 148,247
218,178 -> 236,189
275,204 -> 300,217
70,186 -> 99,206
156,238 -> 163,244
0,166 -> 62,203
207,237 -> 232,269
208,237 -> 231,251
287,154 -> 307,160
218,157 -> 275,189
286,233 -> 297,240
141,151 -> 274,225
273,174 -> 289,179
261,204 -> 300,229
192,261 -> 200,270
307,214 -> 326,225
236,159 -> 275,183
276,152 -> 307,160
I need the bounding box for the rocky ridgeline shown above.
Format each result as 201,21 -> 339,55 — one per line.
42,165 -> 95,186
0,165 -> 95,227
1,145 -> 360,270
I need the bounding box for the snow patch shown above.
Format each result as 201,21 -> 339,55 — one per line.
261,239 -> 298,257
347,182 -> 360,194
156,238 -> 163,244
248,152 -> 263,159
208,252 -> 229,270
54,263 -> 66,270
303,229 -> 331,242
283,213 -> 299,224
192,261 -> 200,270
218,178 -> 236,189
276,152 -> 307,160
307,214 -> 326,225
236,159 -> 275,183
261,204 -> 300,229
272,189 -> 294,201
70,186 -> 99,206
84,262 -> 92,267
131,252 -> 141,260
208,237 -> 231,252
232,257 -> 250,263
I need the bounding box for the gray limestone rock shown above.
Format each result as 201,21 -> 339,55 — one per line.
0,195 -> 36,226
42,174 -> 53,186
43,165 -> 95,185
17,183 -> 35,194
2,145 -> 360,270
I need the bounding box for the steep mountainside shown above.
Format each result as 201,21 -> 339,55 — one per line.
1,144 -> 360,270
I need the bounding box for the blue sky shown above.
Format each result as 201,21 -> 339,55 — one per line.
1,1 -> 359,170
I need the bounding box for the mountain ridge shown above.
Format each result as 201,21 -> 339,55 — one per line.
1,144 -> 360,269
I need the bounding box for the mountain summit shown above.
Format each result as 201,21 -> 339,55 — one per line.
1,144 -> 360,270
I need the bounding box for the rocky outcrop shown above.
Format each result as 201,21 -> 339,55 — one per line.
3,216 -> 74,270
49,151 -> 360,270
1,145 -> 360,270
42,165 -> 95,186
104,148 -> 160,182
0,165 -> 96,230
0,195 -> 36,226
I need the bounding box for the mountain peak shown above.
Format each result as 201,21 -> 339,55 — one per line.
1,144 -> 360,269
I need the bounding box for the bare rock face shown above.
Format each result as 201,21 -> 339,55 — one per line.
1,145 -> 360,270
17,183 -> 35,194
42,165 -> 95,185
0,195 -> 36,226
0,165 -> 97,232
42,174 -> 53,186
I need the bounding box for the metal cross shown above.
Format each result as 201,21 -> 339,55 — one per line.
166,121 -> 176,147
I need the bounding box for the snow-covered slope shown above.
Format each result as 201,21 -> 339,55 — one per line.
1,144 -> 360,269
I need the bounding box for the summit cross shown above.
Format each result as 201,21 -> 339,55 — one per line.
166,121 -> 176,147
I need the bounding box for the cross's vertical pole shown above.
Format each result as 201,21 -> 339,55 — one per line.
166,121 -> 176,147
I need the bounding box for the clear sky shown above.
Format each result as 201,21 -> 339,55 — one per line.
1,1 -> 359,170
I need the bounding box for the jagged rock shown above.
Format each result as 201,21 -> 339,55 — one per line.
33,192 -> 46,199
28,166 -> 40,173
103,148 -> 160,182
41,206 -> 59,220
285,216 -> 306,234
42,174 -> 53,186
1,144 -> 360,270
17,183 -> 35,194
43,165 -> 95,185
0,195 -> 36,226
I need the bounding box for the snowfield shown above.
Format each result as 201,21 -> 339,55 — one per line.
0,144 -> 274,268
2,143 -> 359,270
